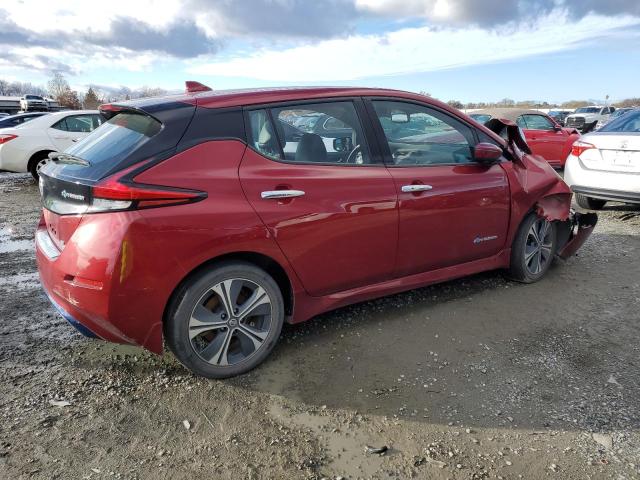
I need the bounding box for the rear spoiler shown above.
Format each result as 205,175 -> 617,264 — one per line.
98,103 -> 161,122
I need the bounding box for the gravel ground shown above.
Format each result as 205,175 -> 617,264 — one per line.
1,171 -> 639,480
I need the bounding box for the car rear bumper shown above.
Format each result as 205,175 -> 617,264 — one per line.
571,186 -> 640,204
564,155 -> 640,203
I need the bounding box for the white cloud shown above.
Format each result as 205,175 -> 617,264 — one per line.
189,12 -> 640,81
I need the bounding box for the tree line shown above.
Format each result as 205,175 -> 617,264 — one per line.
0,73 -> 167,110
446,97 -> 640,110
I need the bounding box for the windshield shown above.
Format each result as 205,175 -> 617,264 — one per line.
575,107 -> 599,114
600,110 -> 640,133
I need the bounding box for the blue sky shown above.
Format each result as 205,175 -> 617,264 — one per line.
1,0 -> 639,103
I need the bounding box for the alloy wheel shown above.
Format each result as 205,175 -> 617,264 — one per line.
188,278 -> 273,366
524,218 -> 553,275
36,156 -> 51,174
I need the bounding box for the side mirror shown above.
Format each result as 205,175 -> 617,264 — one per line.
474,142 -> 503,163
333,137 -> 352,152
553,124 -> 562,131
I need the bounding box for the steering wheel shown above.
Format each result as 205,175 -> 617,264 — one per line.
345,144 -> 362,164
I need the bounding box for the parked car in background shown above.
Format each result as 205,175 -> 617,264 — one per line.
595,107 -> 636,130
0,110 -> 102,178
36,84 -> 595,379
565,106 -> 615,132
547,109 -> 573,126
20,94 -> 49,112
565,108 -> 640,209
0,112 -> 49,129
469,108 -> 580,168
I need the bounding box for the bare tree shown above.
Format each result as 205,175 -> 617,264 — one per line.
47,73 -> 70,101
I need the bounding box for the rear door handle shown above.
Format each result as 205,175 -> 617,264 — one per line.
261,190 -> 305,199
401,184 -> 433,193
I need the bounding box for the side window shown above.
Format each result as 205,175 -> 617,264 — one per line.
52,118 -> 69,131
371,100 -> 475,166
248,101 -> 372,165
516,116 -> 528,129
522,114 -> 554,130
64,115 -> 97,133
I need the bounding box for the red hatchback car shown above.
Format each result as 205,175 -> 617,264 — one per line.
469,108 -> 581,168
36,84 -> 596,378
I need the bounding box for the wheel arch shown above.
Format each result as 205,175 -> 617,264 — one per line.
27,149 -> 55,171
163,251 -> 294,331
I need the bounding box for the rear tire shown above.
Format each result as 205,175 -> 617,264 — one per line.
165,261 -> 284,379
575,194 -> 606,210
28,152 -> 52,180
508,213 -> 557,283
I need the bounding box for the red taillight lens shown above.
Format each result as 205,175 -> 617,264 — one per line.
90,161 -> 206,211
571,141 -> 595,157
0,134 -> 17,144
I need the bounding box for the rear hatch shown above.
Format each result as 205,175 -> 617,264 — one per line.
39,98 -> 197,251
581,133 -> 640,174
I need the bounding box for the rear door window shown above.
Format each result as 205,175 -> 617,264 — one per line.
248,101 -> 372,165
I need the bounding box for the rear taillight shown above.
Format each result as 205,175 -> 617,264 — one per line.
571,141 -> 595,157
0,134 -> 17,144
88,161 -> 206,212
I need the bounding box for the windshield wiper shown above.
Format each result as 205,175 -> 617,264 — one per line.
49,152 -> 91,167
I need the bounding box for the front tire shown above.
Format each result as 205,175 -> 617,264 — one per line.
508,213 -> 557,283
165,262 -> 284,379
575,194 -> 606,210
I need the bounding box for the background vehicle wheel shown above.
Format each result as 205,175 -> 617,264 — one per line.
508,212 -> 557,283
28,152 -> 51,180
575,194 -> 606,210
165,261 -> 284,379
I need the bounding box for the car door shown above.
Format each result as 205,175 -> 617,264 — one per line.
239,99 -> 399,297
366,99 -> 510,277
48,114 -> 103,151
519,114 -> 566,163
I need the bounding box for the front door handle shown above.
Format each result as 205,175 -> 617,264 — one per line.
401,184 -> 433,193
261,190 -> 305,199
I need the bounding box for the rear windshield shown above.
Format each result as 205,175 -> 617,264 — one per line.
55,112 -> 162,180
600,110 -> 640,133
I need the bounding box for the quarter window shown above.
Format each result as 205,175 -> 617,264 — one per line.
371,100 -> 475,166
248,101 -> 371,165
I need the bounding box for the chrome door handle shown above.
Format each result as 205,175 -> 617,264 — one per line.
261,190 -> 305,199
401,184 -> 433,193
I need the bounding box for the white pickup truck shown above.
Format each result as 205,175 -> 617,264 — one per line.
565,106 -> 615,133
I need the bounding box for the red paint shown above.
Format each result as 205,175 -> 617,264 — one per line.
36,86 -> 593,356
522,122 -> 580,168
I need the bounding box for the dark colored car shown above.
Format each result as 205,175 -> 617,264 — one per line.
547,109 -> 572,125
36,83 -> 596,378
469,108 -> 580,168
0,112 -> 49,129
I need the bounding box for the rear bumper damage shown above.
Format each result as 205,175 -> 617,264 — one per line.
556,211 -> 598,260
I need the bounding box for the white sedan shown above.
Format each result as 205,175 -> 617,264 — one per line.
0,110 -> 103,179
565,108 -> 640,209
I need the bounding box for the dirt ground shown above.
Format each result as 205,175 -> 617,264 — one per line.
1,171 -> 639,480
